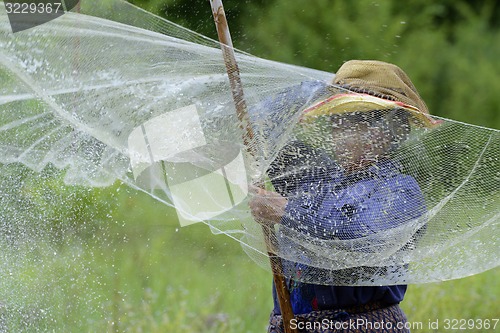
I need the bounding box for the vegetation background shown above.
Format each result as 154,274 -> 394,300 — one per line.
0,0 -> 499,332
130,0 -> 500,129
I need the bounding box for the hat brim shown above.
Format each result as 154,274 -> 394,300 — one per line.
300,93 -> 441,128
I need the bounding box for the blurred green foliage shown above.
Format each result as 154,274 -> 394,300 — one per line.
127,0 -> 500,129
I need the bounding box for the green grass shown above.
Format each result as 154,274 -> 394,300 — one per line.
0,183 -> 272,333
0,183 -> 498,333
403,271 -> 500,332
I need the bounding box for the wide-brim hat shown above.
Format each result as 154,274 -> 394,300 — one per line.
301,60 -> 441,127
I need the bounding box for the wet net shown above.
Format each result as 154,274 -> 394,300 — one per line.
0,0 -> 498,286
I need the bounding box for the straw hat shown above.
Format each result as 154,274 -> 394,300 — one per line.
302,60 -> 440,127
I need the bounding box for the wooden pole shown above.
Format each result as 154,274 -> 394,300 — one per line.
209,2 -> 297,332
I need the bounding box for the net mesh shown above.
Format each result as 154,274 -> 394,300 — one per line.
0,0 -> 498,286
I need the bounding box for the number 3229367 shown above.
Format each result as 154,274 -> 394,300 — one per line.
5,2 -> 63,14
443,318 -> 499,330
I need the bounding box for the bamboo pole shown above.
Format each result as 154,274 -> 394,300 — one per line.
209,2 -> 297,332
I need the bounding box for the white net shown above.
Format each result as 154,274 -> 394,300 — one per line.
0,0 -> 498,286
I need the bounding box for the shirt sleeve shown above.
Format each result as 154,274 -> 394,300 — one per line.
250,80 -> 341,196
249,80 -> 331,163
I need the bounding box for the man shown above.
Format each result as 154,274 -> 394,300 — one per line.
250,60 -> 437,332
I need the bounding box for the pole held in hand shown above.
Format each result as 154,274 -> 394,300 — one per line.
209,1 -> 297,332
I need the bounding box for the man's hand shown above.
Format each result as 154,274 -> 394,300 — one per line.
248,185 -> 288,225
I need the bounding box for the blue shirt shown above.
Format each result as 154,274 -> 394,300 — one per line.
271,158 -> 427,315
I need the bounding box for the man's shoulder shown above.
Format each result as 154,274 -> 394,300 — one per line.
362,161 -> 422,192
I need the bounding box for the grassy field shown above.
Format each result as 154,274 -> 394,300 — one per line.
0,182 -> 498,333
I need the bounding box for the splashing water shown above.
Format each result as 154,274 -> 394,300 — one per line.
0,1 -> 499,329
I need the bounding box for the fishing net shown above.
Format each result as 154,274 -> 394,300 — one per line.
0,0 -> 498,287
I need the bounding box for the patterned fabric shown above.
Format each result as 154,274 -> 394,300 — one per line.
268,303 -> 410,333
